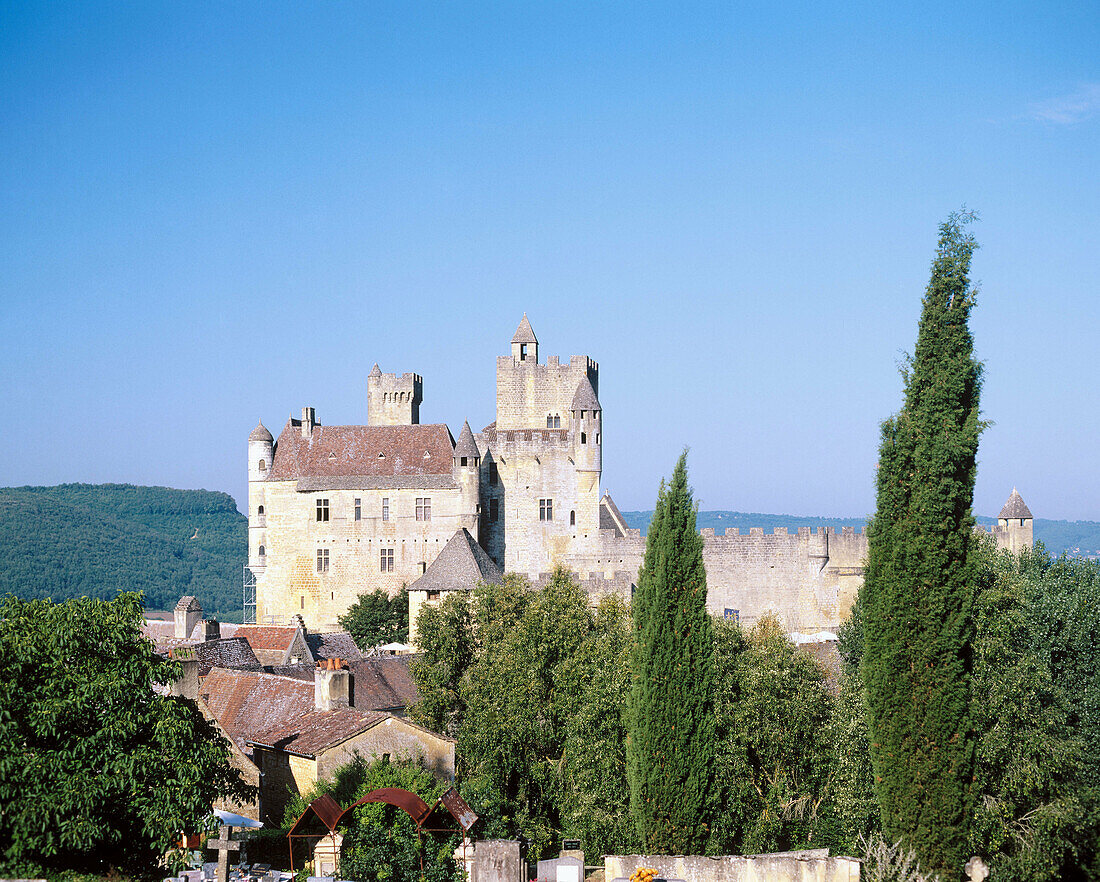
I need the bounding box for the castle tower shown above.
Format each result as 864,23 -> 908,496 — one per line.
367,363 -> 423,426
511,313 -> 538,364
247,421 -> 273,571
453,420 -> 481,540
570,377 -> 602,476
998,487 -> 1034,554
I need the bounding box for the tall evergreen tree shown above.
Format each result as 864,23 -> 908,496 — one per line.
862,211 -> 982,876
627,451 -> 715,854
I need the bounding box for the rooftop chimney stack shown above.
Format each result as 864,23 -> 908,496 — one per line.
200,619 -> 221,642
169,649 -> 200,700
173,596 -> 203,639
315,658 -> 350,711
301,406 -> 316,438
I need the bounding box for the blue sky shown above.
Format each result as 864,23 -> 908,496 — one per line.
1,2 -> 1097,520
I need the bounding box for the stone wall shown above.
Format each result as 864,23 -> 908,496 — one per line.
605,852 -> 860,882
315,717 -> 455,783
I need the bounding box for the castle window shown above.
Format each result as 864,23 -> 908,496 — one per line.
490,498 -> 499,522
1020,518 -> 1025,527
258,544 -> 266,557
300,596 -> 305,609
460,456 -> 468,466
380,548 -> 394,572
547,415 -> 553,429
257,505 -> 264,515
520,344 -> 528,361
580,432 -> 587,444
354,498 -> 362,521
539,498 -> 553,522
570,510 -> 575,526
580,410 -> 586,419
489,462 -> 498,485
316,548 -> 329,573
724,608 -> 740,623
596,433 -> 600,444
382,498 -> 390,521
416,498 -> 432,521
258,459 -> 266,472
554,415 -> 561,428
427,590 -> 440,600
316,498 -> 329,522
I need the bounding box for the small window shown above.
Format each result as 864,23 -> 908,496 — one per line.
316,498 -> 329,522
569,510 -> 575,526
382,498 -> 390,522
539,498 -> 553,522
380,548 -> 394,572
596,433 -> 600,444
554,415 -> 561,428
316,548 -> 329,572
580,432 -> 587,444
1020,518 -> 1025,527
520,343 -> 528,361
300,596 -> 305,609
257,505 -> 264,515
416,498 -> 432,521
490,498 -> 499,523
258,459 -> 266,472
489,462 -> 498,485
354,498 -> 362,521
580,410 -> 586,419
460,456 -> 468,466
546,415 -> 554,429
427,590 -> 440,600
724,608 -> 740,623
258,544 -> 266,557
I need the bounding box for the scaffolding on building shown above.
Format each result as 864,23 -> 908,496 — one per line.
242,566 -> 257,624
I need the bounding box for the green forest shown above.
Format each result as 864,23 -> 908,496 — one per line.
0,484 -> 247,620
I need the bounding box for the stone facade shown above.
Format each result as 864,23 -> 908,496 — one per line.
249,316 -> 1034,635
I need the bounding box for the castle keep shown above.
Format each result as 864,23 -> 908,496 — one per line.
247,316 -> 1032,634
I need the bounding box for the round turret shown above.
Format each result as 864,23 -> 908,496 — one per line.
570,378 -> 602,473
248,421 -> 274,482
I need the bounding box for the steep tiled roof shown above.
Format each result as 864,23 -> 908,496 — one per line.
193,637 -> 263,678
599,492 -> 628,538
454,421 -> 480,460
571,377 -> 600,412
348,654 -> 421,712
268,421 -> 456,485
249,422 -> 274,443
236,625 -> 299,652
249,707 -> 388,757
1000,488 -> 1033,520
306,631 -> 363,663
200,669 -> 315,756
175,595 -> 201,612
511,313 -> 538,344
369,363 -> 383,378
407,529 -> 503,594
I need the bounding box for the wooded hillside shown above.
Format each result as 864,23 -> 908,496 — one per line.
0,484 -> 246,619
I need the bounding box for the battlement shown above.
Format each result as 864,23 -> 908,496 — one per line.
700,525 -> 865,538
367,366 -> 423,426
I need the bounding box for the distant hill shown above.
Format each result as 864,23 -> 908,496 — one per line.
0,484 -> 247,619
621,510 -> 1100,559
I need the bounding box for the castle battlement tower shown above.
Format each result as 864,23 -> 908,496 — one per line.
367,363 -> 423,426
997,487 -> 1034,554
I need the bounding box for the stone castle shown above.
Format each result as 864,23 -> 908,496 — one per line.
247,316 -> 1033,635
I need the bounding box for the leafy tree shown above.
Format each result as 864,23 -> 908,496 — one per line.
969,543 -> 1100,881
340,588 -> 410,650
409,591 -> 476,737
627,452 -> 715,854
862,211 -> 982,875
0,592 -> 254,877
710,615 -> 838,854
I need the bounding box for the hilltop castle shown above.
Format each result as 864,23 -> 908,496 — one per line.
246,316 -> 1032,634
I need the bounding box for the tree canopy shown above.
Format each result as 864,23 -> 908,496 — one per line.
0,592 -> 254,877
339,588 -> 410,650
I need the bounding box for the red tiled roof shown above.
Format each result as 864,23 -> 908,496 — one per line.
236,625 -> 299,652
348,655 -> 421,712
267,421 -> 455,481
249,707 -> 388,757
200,668 -> 315,755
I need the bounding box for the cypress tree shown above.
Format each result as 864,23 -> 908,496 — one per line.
627,451 -> 715,854
862,211 -> 982,876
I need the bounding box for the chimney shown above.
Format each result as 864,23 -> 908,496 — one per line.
169,649 -> 200,701
173,596 -> 203,639
301,406 -> 316,438
315,658 -> 349,711
200,619 -> 221,642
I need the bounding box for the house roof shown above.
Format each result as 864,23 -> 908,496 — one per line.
407,529 -> 503,594
249,707 -> 388,757
200,668 -> 315,755
599,492 -> 629,538
193,637 -> 263,678
249,422 -> 274,443
267,421 -> 456,486
348,654 -> 421,711
571,377 -> 600,412
999,488 -> 1033,520
454,421 -> 480,460
511,313 -> 538,344
306,631 -> 363,663
236,625 -> 300,653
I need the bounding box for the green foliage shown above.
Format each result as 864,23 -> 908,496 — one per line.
339,589 -> 409,650
968,543 -> 1100,881
862,211 -> 982,875
627,452 -> 715,854
411,571 -> 635,861
281,755 -> 460,882
0,592 -> 254,878
710,615 -> 838,854
0,483 -> 247,618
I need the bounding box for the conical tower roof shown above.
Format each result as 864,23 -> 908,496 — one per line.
999,488 -> 1033,520
571,376 -> 600,411
408,529 -> 503,593
454,420 -> 480,460
249,421 -> 273,443
511,313 -> 538,344
368,363 -> 383,378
